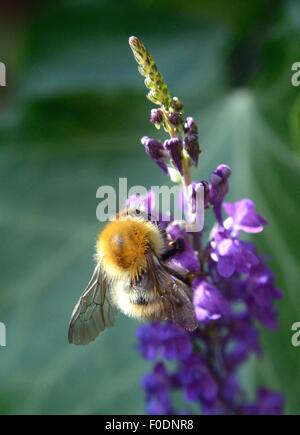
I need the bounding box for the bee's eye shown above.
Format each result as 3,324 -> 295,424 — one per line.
135,209 -> 140,215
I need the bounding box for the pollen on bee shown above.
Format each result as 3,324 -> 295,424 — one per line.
96,216 -> 164,279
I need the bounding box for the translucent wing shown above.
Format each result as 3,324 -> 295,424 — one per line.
140,250 -> 198,331
68,263 -> 116,345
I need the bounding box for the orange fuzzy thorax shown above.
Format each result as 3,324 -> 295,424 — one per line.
96,217 -> 164,281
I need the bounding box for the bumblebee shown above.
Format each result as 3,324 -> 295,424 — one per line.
68,208 -> 198,345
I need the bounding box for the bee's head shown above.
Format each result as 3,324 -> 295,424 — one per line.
119,207 -> 147,220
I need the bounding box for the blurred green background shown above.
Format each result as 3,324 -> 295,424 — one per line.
0,0 -> 299,414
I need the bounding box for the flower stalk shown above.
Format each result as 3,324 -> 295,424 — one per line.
129,36 -> 200,248
129,36 -> 284,415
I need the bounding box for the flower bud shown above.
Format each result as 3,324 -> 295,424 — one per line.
170,97 -> 184,112
183,134 -> 200,166
129,36 -> 171,107
210,164 -> 232,186
150,108 -> 163,125
209,164 -> 232,223
141,136 -> 168,174
184,117 -> 198,134
168,112 -> 182,126
164,137 -> 183,175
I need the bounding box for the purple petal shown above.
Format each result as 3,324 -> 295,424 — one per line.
217,238 -> 237,256
164,137 -> 183,175
193,279 -> 231,322
257,387 -> 284,415
217,255 -> 235,278
223,199 -> 267,233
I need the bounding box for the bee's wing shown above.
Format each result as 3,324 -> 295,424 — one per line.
145,250 -> 198,331
68,263 -> 116,345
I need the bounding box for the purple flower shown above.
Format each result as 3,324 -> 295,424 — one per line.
211,232 -> 259,278
224,340 -> 250,368
246,262 -> 282,329
150,108 -> 163,125
210,164 -> 232,185
223,312 -> 261,368
221,374 -> 241,402
159,323 -> 193,360
246,297 -> 278,330
193,278 -> 231,323
143,363 -> 173,415
180,355 -> 218,403
183,134 -> 200,166
141,136 -> 169,174
136,322 -> 193,361
183,117 -> 200,166
223,199 -> 268,234
143,363 -> 170,396
209,164 -> 231,224
168,112 -> 182,126
136,323 -> 161,360
164,137 -> 183,175
256,387 -> 284,415
248,262 -> 282,304
184,117 -> 198,134
240,387 -> 284,415
131,38 -> 284,416
147,397 -> 172,415
170,96 -> 184,112
166,222 -> 200,274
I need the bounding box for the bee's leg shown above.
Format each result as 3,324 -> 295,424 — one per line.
161,238 -> 185,261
